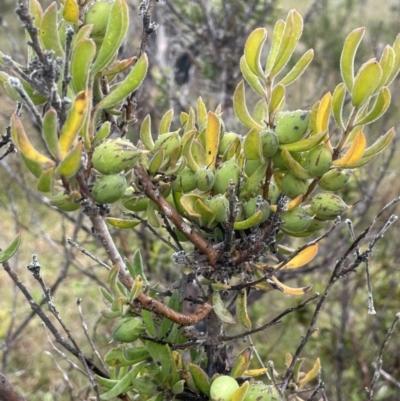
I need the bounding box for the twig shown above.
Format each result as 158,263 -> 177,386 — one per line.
371,363 -> 400,390
220,293 -> 319,341
138,0 -> 159,58
367,312 -> 400,400
67,239 -> 112,270
1,259 -> 108,378
306,380 -> 325,401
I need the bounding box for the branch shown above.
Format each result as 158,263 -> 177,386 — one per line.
134,165 -> 219,266
0,372 -> 27,401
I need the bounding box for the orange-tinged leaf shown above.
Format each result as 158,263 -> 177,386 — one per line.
244,28 -> 267,78
352,60 -> 382,108
278,244 -> 319,270
316,92 -> 332,133
59,91 -> 90,158
233,80 -> 264,130
340,28 -> 365,92
55,140 -> 82,177
299,358 -> 321,388
270,276 -> 312,295
11,113 -> 55,166
63,0 -> 79,23
205,111 -> 220,170
333,131 -> 366,166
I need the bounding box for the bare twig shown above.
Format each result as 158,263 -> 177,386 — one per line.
367,312 -> 400,400
0,372 -> 27,401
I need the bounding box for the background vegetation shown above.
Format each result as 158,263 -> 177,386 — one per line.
1,0 -> 400,400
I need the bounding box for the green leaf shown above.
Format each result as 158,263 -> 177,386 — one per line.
352,60 -> 382,108
100,361 -> 146,400
266,19 -> 285,75
385,34 -> 400,86
244,28 -> 267,78
240,56 -> 265,96
70,38 -> 96,93
236,292 -> 251,330
252,99 -> 268,125
363,127 -> 395,158
43,108 -> 61,160
105,217 -> 140,229
279,130 -> 327,152
278,49 -> 314,86
146,342 -> 173,385
0,234 -> 21,263
212,291 -> 236,324
332,83 -> 346,130
159,109 -> 174,135
355,87 -> 391,125
37,167 -> 55,192
239,162 -> 268,198
269,10 -> 303,78
233,80 -> 264,130
269,84 -> 285,113
97,54 -> 148,110
377,45 -> 395,90
55,140 -> 82,177
340,27 -> 365,92
243,128 -> 262,160
40,2 -> 64,58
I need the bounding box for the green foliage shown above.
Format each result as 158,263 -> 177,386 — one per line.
1,1 -> 400,401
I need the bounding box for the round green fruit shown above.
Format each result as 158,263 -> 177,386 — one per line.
210,375 -> 239,401
243,382 -> 281,401
274,110 -> 310,144
206,195 -> 229,223
92,174 -> 127,204
92,138 -> 143,175
267,180 -> 281,204
195,168 -> 215,192
153,132 -> 181,157
219,132 -> 240,155
318,168 -> 352,191
306,144 -> 332,177
260,129 -> 279,157
281,207 -> 312,233
310,192 -> 350,220
213,159 -> 240,194
281,172 -> 309,199
171,167 -> 197,192
111,317 -> 145,343
84,0 -> 114,38
244,196 -> 270,223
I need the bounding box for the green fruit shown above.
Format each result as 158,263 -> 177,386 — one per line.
111,317 -> 145,343
243,382 -> 281,401
92,174 -> 127,204
206,195 -> 229,223
244,196 -> 270,223
210,375 -> 239,401
213,159 -> 240,194
219,132 -> 240,155
274,110 -> 310,144
318,168 -> 352,191
84,0 -> 114,38
310,193 -> 350,220
195,168 -> 215,192
171,167 -> 197,192
92,138 -> 143,175
307,218 -> 328,232
281,207 -> 312,233
267,180 -> 281,204
260,129 -> 279,157
281,172 -> 309,199
272,150 -> 301,170
306,144 -> 332,177
153,132 -> 181,157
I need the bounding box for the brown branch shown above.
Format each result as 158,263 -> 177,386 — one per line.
136,292 -> 212,326
0,373 -> 27,401
134,165 -> 219,266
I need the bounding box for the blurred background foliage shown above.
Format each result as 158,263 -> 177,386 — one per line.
1,0 -> 400,400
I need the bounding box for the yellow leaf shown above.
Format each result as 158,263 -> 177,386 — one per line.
243,368 -> 269,377
105,218 -> 140,229
197,97 -> 208,131
299,358 -> 321,388
316,92 -> 332,133
278,244 -> 318,269
232,382 -> 249,401
205,111 -> 220,170
333,131 -> 366,166
59,91 -> 90,158
63,0 -> 79,23
11,113 -> 55,166
270,276 -> 312,295
286,195 -> 304,210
